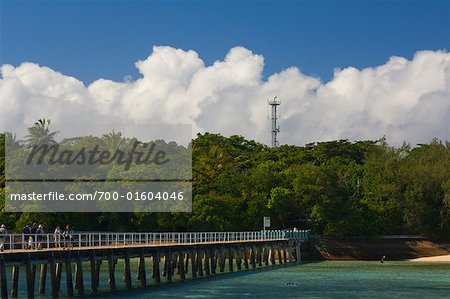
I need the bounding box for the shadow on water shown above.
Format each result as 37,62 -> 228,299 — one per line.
92,262 -> 305,298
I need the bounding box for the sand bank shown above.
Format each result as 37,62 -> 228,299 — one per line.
409,255 -> 450,262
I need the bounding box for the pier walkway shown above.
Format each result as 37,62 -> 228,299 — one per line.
0,230 -> 310,298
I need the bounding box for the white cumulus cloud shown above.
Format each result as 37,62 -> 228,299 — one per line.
1,46 -> 449,145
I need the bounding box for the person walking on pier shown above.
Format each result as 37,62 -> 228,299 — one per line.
30,223 -> 37,250
23,224 -> 31,250
36,224 -> 44,250
54,225 -> 62,248
63,224 -> 73,249
0,224 -> 7,252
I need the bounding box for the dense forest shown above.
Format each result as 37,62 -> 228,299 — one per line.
1,123 -> 450,239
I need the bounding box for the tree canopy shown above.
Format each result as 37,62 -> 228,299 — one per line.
1,130 -> 449,239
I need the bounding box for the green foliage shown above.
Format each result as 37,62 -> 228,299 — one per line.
1,128 -> 450,238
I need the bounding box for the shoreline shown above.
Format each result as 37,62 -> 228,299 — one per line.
409,255 -> 450,262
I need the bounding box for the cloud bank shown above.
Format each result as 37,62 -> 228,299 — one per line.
1,46 -> 449,145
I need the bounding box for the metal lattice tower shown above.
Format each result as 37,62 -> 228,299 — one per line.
268,96 -> 281,147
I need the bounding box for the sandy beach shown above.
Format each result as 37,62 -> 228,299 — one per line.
410,255 -> 450,262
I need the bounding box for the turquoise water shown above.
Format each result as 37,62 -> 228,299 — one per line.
8,261 -> 450,298
98,261 -> 450,299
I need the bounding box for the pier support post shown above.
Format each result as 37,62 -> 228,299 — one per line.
166,253 -> 172,282
25,255 -> 35,299
48,254 -> 58,299
190,250 -> 197,277
277,246 -> 283,265
107,252 -> 116,290
250,246 -> 256,269
210,250 -> 216,274
243,246 -> 249,270
197,251 -> 203,277
282,248 -> 287,264
90,252 -> 97,293
179,251 -> 186,279
39,264 -> 47,294
95,261 -> 102,289
296,243 -> 301,263
0,256 -> 7,299
153,252 -> 161,284
228,247 -> 234,272
264,245 -> 270,266
11,265 -> 19,298
270,246 -> 276,266
123,251 -> 132,289
218,248 -> 225,273
75,254 -> 84,296
65,253 -> 74,298
55,263 -> 62,292
236,247 -> 242,271
257,246 -> 262,267
138,251 -> 146,287
184,252 -> 189,274
288,245 -> 294,263
204,250 -> 210,275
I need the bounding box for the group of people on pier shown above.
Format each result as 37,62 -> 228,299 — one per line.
0,223 -> 74,251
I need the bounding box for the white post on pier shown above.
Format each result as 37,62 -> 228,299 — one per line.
263,217 -> 270,240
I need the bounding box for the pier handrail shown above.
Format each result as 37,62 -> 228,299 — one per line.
0,229 -> 311,252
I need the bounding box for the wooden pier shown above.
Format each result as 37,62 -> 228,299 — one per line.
0,230 -> 309,298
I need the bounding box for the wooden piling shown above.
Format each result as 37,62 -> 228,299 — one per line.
96,260 -> 102,289
0,256 -> 7,299
190,250 -> 197,277
210,250 -> 217,274
296,243 -> 301,263
39,264 -> 47,294
138,251 -> 146,287
65,253 -> 74,298
197,251 -> 203,277
264,245 -> 270,266
89,252 -> 97,293
288,246 -> 294,263
257,246 -> 262,267
123,251 -> 132,289
204,250 -> 210,275
48,255 -> 58,299
236,247 -> 242,271
25,256 -> 35,299
250,246 -> 256,269
171,253 -> 177,276
243,246 -> 249,270
166,253 -> 172,282
107,252 -> 116,290
218,248 -> 225,273
11,265 -> 19,298
228,247 -> 234,272
277,246 -> 283,265
75,255 -> 84,296
184,252 -> 189,274
55,263 -> 62,292
270,246 -> 276,266
153,251 -> 161,284
179,251 -> 186,279
282,248 -> 287,264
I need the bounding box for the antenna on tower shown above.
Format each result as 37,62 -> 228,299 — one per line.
268,96 -> 281,147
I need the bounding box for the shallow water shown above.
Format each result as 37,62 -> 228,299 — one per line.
101,261 -> 450,299
8,261 -> 450,298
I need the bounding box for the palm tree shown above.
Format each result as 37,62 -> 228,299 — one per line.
4,131 -> 22,150
102,130 -> 125,152
25,118 -> 59,147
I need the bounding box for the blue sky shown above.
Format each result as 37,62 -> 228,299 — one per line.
2,0 -> 449,84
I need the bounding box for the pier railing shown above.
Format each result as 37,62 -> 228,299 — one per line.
0,229 -> 310,252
